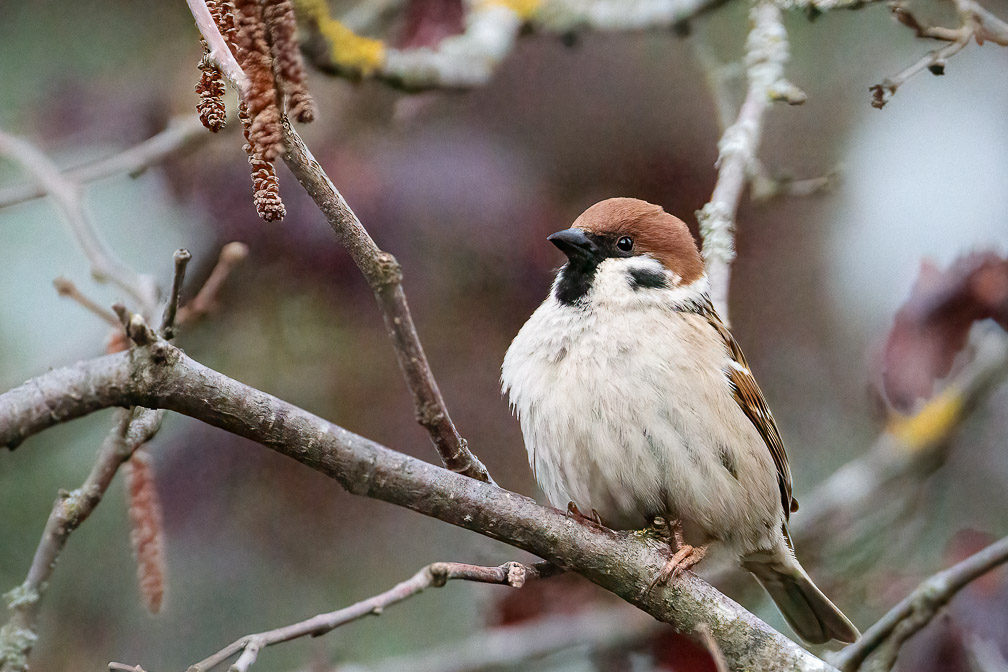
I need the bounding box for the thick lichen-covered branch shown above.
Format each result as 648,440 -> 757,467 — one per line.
300,0 -> 728,89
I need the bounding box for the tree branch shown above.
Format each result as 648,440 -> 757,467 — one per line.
0,115 -> 217,210
0,345 -> 835,672
695,0 -> 798,323
0,129 -> 157,310
0,408 -> 162,672
833,535 -> 1008,672
336,604 -> 663,672
869,0 -> 1008,109
174,561 -> 554,672
793,330 -> 1008,548
281,120 -> 493,484
301,0 -> 728,89
186,0 -> 251,96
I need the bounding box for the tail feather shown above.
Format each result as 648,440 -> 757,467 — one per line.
743,553 -> 860,645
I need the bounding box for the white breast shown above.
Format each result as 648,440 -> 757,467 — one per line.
502,259 -> 783,556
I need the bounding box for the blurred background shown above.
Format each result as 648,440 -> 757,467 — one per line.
1,0 -> 1007,670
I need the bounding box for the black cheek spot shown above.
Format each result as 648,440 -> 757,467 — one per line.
628,268 -> 670,291
719,446 -> 739,480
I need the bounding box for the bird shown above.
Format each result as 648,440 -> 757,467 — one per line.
501,197 -> 859,645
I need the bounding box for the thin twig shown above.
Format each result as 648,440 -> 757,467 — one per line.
337,604 -> 662,672
0,115 -> 216,209
160,249 -> 192,339
186,0 -> 251,96
833,535 -> 1008,672
0,409 -> 162,672
176,242 -> 249,325
870,0 -> 1008,109
184,561 -> 556,672
695,0 -> 795,323
696,622 -> 732,672
793,330 -> 1008,547
52,277 -> 121,327
0,345 -> 838,672
281,119 -> 494,484
0,129 -> 157,310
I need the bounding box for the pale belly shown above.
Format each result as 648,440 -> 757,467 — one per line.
502,298 -> 783,555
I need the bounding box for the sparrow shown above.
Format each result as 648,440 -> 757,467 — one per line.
501,197 -> 859,645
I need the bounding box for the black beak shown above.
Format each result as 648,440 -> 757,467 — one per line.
547,228 -> 597,261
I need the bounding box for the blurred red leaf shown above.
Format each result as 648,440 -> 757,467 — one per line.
882,253 -> 1008,412
396,0 -> 464,49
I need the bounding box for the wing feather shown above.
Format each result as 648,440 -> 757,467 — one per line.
688,296 -> 796,519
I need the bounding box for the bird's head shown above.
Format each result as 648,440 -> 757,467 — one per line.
548,198 -> 706,306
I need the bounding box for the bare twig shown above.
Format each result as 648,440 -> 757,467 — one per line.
696,622 -> 732,672
0,345 -> 837,672
0,129 -> 157,310
160,249 -> 192,339
693,36 -> 834,204
0,408 -> 162,672
0,115 -> 217,209
833,535 -> 1008,672
184,561 -> 555,672
108,664 -> 149,672
186,0 -> 251,96
870,0 -> 1008,109
793,330 -> 1008,547
337,604 -> 662,672
176,242 -> 250,325
52,277 -> 121,327
281,119 -> 493,484
111,304 -> 159,348
773,0 -> 887,11
695,0 -> 797,323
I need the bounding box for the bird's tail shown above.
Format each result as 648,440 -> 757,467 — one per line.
742,548 -> 859,645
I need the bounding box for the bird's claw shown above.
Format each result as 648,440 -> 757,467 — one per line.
566,501 -> 604,527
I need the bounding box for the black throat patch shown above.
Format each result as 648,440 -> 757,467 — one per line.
554,258 -> 599,306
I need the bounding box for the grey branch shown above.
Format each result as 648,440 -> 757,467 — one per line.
0,129 -> 157,310
0,115 -> 216,209
869,0 -> 1008,109
181,561 -> 555,672
175,242 -> 250,326
338,604 -> 663,672
281,120 -> 493,484
160,249 -> 192,339
185,0 -> 250,96
695,0 -> 796,323
307,0 -> 727,90
0,408 -> 162,672
834,535 -> 1008,672
793,330 -> 1008,548
0,345 -> 835,672
52,277 -> 121,327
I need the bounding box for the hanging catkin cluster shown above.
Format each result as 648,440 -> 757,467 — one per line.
194,0 -> 317,222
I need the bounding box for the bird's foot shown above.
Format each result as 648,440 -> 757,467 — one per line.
644,543 -> 708,595
641,518 -> 708,595
566,501 -> 604,527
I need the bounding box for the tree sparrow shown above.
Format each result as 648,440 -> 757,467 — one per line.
502,198 -> 859,644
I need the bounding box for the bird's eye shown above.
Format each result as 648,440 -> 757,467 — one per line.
616,236 -> 634,252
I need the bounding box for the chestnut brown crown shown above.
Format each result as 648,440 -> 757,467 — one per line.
572,198 -> 705,285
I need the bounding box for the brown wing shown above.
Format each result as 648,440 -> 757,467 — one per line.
692,297 -> 796,519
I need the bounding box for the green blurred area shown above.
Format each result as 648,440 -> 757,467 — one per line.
2,0 -> 1008,670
